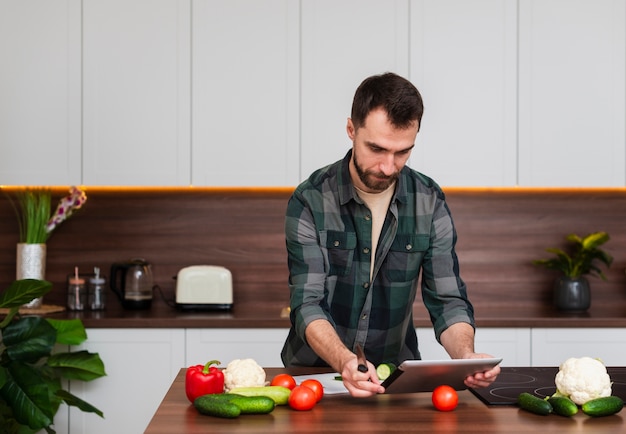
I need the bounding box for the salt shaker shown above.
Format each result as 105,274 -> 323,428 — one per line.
88,267 -> 106,310
67,267 -> 86,311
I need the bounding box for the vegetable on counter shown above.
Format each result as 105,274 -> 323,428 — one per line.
271,373 -> 297,390
581,396 -> 624,417
185,360 -> 225,403
289,385 -> 318,411
223,358 -> 267,391
517,392 -> 553,416
517,356 -> 623,418
194,393 -> 275,418
228,386 -> 292,405
432,385 -> 459,412
554,357 -> 612,405
547,395 -> 578,417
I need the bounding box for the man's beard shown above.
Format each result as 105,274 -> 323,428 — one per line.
353,151 -> 398,192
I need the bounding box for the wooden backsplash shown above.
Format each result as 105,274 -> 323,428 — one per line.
1,187 -> 625,310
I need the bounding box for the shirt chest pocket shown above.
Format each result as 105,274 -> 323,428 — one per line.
319,230 -> 357,276
385,234 -> 429,281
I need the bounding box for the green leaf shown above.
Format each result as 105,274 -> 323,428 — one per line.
46,351 -> 107,382
2,317 -> 56,363
581,231 -> 609,249
55,390 -> 104,418
0,363 -> 54,431
45,319 -> 87,346
0,279 -> 52,309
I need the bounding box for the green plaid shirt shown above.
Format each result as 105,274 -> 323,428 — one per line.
281,151 -> 474,367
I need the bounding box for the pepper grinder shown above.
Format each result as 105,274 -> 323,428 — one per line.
67,266 -> 86,311
88,267 -> 106,310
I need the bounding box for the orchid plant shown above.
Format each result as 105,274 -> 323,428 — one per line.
11,186 -> 87,244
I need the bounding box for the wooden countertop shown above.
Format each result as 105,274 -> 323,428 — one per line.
31,297 -> 626,329
144,368 -> 625,434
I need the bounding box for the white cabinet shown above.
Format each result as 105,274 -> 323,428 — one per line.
67,329 -> 185,434
518,0 -> 626,187
3,1 -> 626,187
299,0 -> 410,180
0,0 -> 81,185
186,328 -> 289,368
191,0 -> 300,186
82,0 -> 191,186
409,0 -> 518,186
417,327 -> 531,366
531,328 -> 626,367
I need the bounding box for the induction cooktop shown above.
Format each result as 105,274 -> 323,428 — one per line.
470,366 -> 626,405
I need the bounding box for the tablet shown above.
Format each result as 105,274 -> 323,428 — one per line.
381,358 -> 502,394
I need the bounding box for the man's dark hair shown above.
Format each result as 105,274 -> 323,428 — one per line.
351,72 -> 424,131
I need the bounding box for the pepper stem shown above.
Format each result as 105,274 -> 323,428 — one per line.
202,360 -> 221,374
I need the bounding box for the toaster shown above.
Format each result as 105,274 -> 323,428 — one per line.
175,265 -> 233,311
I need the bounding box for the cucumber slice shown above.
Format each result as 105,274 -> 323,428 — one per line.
376,363 -> 396,381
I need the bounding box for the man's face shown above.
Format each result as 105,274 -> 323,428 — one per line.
347,108 -> 418,193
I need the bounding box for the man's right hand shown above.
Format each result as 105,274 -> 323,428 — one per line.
304,319 -> 385,397
339,356 -> 385,397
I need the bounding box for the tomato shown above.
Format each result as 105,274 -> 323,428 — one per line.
432,385 -> 458,411
271,373 -> 297,390
289,385 -> 318,411
300,379 -> 324,402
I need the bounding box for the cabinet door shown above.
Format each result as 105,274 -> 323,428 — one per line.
191,0 -> 299,186
0,0 -> 81,185
68,329 -> 185,434
300,0 -> 409,181
417,327 -> 530,366
518,0 -> 626,186
186,328 -> 289,368
82,0 -> 191,186
409,0 -> 518,186
531,328 -> 626,367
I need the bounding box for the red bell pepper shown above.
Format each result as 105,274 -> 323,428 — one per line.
185,360 -> 224,402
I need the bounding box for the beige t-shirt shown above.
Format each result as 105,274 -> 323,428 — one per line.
355,183 -> 395,280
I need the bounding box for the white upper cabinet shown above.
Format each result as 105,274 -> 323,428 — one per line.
518,0 -> 626,187
191,0 -> 299,186
2,1 -> 625,187
409,0 -> 518,186
82,0 -> 191,186
0,0 -> 81,185
299,0 -> 410,181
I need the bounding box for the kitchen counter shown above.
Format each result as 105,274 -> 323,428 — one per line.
144,368 -> 625,434
32,298 -> 626,328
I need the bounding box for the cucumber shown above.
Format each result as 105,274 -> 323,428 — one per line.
581,396 -> 624,417
517,392 -> 553,415
228,386 -> 291,405
194,395 -> 241,418
547,396 -> 578,417
194,393 -> 275,418
376,363 -> 396,381
229,395 -> 275,414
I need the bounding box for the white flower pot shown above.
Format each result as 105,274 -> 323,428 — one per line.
16,243 -> 47,308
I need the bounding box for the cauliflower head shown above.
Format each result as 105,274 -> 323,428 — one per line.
555,357 -> 612,405
223,358 -> 266,391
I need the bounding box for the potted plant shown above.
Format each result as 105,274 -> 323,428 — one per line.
0,279 -> 106,433
8,186 -> 87,308
533,231 -> 613,311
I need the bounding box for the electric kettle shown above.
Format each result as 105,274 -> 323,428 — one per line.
110,258 -> 154,309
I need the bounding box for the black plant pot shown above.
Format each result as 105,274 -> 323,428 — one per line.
553,276 -> 590,312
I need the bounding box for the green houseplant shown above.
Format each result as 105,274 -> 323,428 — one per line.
0,279 -> 106,433
533,231 -> 613,311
